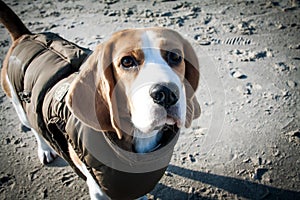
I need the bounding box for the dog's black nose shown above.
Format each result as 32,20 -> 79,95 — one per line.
150,82 -> 179,108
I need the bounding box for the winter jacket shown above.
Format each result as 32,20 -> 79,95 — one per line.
7,33 -> 179,200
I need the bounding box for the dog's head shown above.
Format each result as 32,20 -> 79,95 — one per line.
66,28 -> 200,152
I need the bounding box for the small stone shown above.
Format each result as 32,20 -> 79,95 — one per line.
236,169 -> 246,175
14,138 -> 21,145
253,168 -> 268,181
107,10 -> 119,17
289,43 -> 300,49
104,0 -> 119,5
164,171 -> 173,177
160,11 -> 172,17
273,150 -> 280,157
188,187 -> 195,194
266,160 -> 272,165
230,68 -> 247,79
124,8 -> 134,16
181,156 -> 187,161
203,14 -> 212,24
274,62 -> 290,71
286,80 -> 297,88
242,158 -> 251,163
189,154 -> 196,162
232,49 -> 243,55
143,9 -> 153,18
5,138 -> 11,144
20,125 -> 30,133
277,23 -> 286,29
42,188 -> 48,199
21,143 -> 27,147
198,40 -> 211,45
265,48 -> 274,57
285,129 -> 300,144
191,6 -> 201,13
237,21 -> 256,35
173,2 -> 183,10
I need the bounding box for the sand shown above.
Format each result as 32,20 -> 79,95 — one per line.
0,0 -> 299,199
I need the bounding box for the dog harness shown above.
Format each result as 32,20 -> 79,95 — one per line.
7,33 -> 179,200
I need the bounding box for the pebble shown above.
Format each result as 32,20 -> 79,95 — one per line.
0,40 -> 9,47
232,49 -> 272,62
274,62 -> 290,71
181,156 -> 187,162
236,169 -> 246,175
237,21 -> 256,35
230,68 -> 247,79
160,11 -> 172,17
143,9 -> 153,18
123,8 -> 134,17
203,14 -> 212,24
253,168 -> 268,181
20,125 -> 31,133
277,23 -> 286,29
242,158 -> 251,163
188,187 -> 195,194
198,40 -> 211,45
42,188 -> 48,199
273,149 -> 280,157
286,80 -> 297,88
248,50 -> 267,60
191,6 -> 201,13
285,129 -> 300,144
14,138 -> 22,145
189,154 -> 196,162
5,138 -> 11,144
164,171 -> 173,177
289,43 -> 300,49
104,0 -> 119,5
232,49 -> 243,55
107,10 -> 120,17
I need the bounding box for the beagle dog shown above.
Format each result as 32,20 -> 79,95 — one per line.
0,1 -> 200,199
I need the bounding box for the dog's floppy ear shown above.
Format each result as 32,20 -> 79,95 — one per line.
66,43 -> 124,139
183,39 -> 201,128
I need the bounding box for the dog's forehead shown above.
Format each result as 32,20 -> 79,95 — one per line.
111,28 -> 184,54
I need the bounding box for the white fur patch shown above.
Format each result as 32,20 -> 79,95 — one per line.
71,154 -> 109,200
6,74 -> 57,164
6,74 -> 31,128
129,31 -> 186,153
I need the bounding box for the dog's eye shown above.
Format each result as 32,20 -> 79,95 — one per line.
167,50 -> 182,66
121,56 -> 137,69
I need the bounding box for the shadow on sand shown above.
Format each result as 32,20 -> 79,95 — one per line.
152,164 -> 300,200
47,156 -> 299,199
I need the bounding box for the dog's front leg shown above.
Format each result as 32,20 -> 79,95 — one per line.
31,129 -> 58,164
69,144 -> 110,200
86,174 -> 110,200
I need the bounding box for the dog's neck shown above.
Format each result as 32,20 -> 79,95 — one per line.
133,128 -> 163,153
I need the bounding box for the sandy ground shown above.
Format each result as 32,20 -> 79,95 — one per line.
0,0 -> 299,199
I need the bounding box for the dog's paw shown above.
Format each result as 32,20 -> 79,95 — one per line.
37,145 -> 58,164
